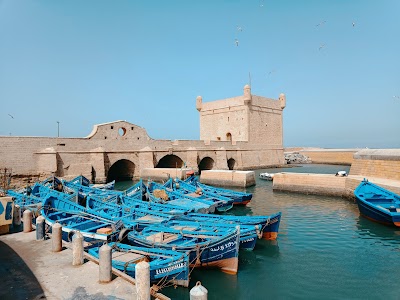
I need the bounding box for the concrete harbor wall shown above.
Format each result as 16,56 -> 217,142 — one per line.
349,149 -> 400,181
273,173 -> 348,196
273,149 -> 400,198
289,148 -> 357,165
200,170 -> 256,187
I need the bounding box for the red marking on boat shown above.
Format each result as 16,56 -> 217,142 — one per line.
233,200 -> 251,206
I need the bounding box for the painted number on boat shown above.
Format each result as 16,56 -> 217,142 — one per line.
210,241 -> 237,252
155,261 -> 187,276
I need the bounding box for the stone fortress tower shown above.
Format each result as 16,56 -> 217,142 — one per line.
196,84 -> 286,146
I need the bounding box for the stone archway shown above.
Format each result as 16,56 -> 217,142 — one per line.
156,154 -> 184,168
198,157 -> 214,174
107,159 -> 135,182
227,158 -> 236,170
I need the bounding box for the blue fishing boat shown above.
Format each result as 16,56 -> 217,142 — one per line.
178,211 -> 282,240
41,192 -> 122,241
88,242 -> 190,287
354,179 -> 400,227
127,224 -> 240,274
87,195 -> 258,249
185,176 -> 252,205
67,175 -> 116,190
121,195 -> 193,215
164,179 -> 234,212
146,181 -> 215,214
63,180 -> 123,201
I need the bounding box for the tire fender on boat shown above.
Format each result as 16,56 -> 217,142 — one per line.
118,228 -> 132,242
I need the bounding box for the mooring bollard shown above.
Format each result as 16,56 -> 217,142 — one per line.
135,261 -> 150,300
72,231 -> 84,266
52,223 -> 63,252
35,216 -> 45,240
190,281 -> 208,300
99,243 -> 112,283
13,204 -> 21,226
23,209 -> 33,233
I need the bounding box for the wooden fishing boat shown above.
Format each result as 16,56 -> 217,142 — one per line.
164,179 -> 234,212
178,211 -> 282,240
185,176 -> 252,205
67,175 -> 116,190
127,224 -> 240,274
121,195 -> 193,215
146,181 -> 215,214
88,242 -> 190,287
41,193 -> 122,241
87,195 -> 260,250
63,181 -> 123,202
354,179 -> 400,227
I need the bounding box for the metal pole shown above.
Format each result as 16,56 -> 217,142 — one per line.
57,121 -> 60,137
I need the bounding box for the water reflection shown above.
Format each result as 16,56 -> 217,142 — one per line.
356,216 -> 400,243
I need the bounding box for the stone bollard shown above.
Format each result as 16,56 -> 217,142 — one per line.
72,231 -> 84,266
35,216 -> 45,240
23,210 -> 33,233
99,243 -> 112,283
135,261 -> 150,300
52,223 -> 63,252
190,281 -> 208,300
13,204 -> 21,226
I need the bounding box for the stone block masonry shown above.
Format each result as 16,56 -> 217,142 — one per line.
0,85 -> 286,186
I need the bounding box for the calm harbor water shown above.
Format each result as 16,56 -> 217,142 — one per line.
116,164 -> 400,300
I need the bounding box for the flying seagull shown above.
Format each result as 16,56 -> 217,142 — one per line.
316,20 -> 326,27
235,39 -> 239,46
237,26 -> 242,32
352,22 -> 356,27
393,95 -> 400,100
8,114 -> 14,119
319,44 -> 325,51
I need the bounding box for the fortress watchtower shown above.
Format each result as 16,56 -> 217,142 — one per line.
196,85 -> 286,147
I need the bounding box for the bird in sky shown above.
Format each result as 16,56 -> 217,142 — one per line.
7,113 -> 14,119
237,26 -> 242,32
235,39 -> 239,46
352,22 -> 356,27
319,44 -> 325,51
393,95 -> 400,100
316,20 -> 326,27
259,0 -> 264,7
268,70 -> 276,77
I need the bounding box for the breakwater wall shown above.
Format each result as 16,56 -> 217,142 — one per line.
274,149 -> 400,198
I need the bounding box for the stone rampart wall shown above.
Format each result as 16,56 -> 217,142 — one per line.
299,150 -> 356,165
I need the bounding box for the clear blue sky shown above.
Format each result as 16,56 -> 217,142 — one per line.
0,0 -> 399,148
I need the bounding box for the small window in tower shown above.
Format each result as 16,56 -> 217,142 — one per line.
104,136 -> 107,139
111,126 -> 114,129
131,127 -> 134,130
217,137 -> 221,141
228,117 -> 230,122
265,123 -> 268,127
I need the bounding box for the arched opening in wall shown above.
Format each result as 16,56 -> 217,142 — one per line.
107,159 -> 135,182
156,155 -> 184,168
198,157 -> 215,174
226,132 -> 232,141
227,158 -> 236,170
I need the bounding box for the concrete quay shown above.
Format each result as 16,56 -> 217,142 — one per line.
0,231 -> 137,300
